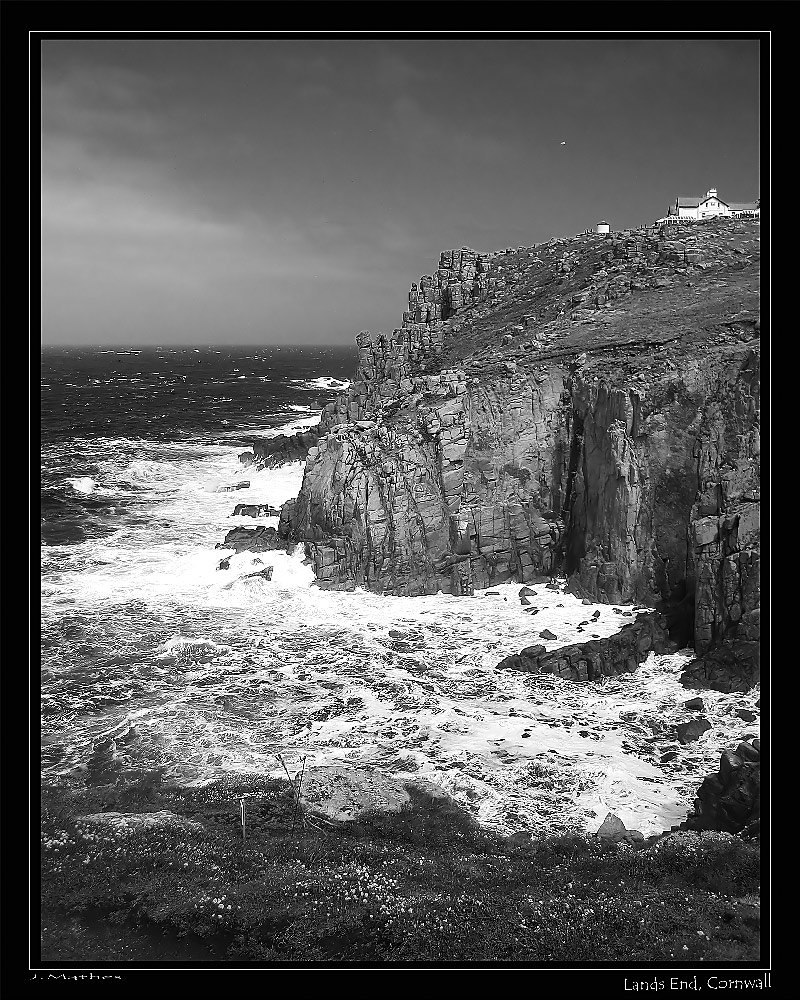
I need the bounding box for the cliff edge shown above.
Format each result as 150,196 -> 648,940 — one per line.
261,218 -> 761,690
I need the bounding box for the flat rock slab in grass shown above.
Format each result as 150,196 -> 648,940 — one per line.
297,765 -> 451,823
77,811 -> 204,833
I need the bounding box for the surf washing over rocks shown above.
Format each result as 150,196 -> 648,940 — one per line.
41,303 -> 759,838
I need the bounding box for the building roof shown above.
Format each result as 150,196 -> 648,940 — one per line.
728,202 -> 759,212
676,196 -> 702,207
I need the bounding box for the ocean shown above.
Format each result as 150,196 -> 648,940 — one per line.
40,345 -> 759,837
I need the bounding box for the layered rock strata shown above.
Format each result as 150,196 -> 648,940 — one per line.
249,220 -> 760,686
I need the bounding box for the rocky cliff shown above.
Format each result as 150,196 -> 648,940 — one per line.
256,218 -> 761,689
681,738 -> 761,836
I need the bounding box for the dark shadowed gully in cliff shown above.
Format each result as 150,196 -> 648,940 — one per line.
242,217 -> 760,694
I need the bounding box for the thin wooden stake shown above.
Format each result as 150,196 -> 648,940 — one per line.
291,755 -> 306,836
276,753 -> 293,784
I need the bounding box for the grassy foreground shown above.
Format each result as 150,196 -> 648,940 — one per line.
40,775 -> 761,964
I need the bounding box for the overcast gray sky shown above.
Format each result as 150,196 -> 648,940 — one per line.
41,37 -> 761,346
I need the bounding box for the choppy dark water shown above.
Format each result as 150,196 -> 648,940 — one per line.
41,346 -> 353,545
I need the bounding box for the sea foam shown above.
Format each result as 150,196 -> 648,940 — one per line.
41,411 -> 760,838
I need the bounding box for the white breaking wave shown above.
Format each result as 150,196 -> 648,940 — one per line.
290,377 -> 350,392
203,479 -> 252,493
265,415 -> 320,436
67,477 -> 96,494
159,636 -> 231,663
118,459 -> 178,486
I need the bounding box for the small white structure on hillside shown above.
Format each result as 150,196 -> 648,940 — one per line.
596,221 -> 610,234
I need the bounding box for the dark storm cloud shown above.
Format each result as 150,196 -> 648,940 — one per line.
40,37 -> 760,346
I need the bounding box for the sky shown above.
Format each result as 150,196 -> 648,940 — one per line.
40,36 -> 762,346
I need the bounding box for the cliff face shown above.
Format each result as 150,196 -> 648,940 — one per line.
268,219 -> 760,687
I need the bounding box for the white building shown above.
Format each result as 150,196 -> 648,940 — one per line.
660,187 -> 759,223
596,221 -> 610,234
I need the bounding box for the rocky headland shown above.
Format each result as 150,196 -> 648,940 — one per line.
242,217 -> 760,696
40,220 -> 763,965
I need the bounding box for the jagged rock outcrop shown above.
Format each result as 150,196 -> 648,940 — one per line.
681,738 -> 761,835
497,610 -> 669,681
595,812 -> 645,844
232,503 -> 282,518
240,430 -> 322,469
402,247 -> 497,327
215,525 -> 295,555
276,357 -> 572,595
249,218 -> 760,686
681,638 -> 760,693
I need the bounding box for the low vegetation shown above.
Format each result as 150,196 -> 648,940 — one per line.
40,775 -> 760,964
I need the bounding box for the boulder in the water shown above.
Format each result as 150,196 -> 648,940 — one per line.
243,566 -> 273,581
675,718 -> 712,744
